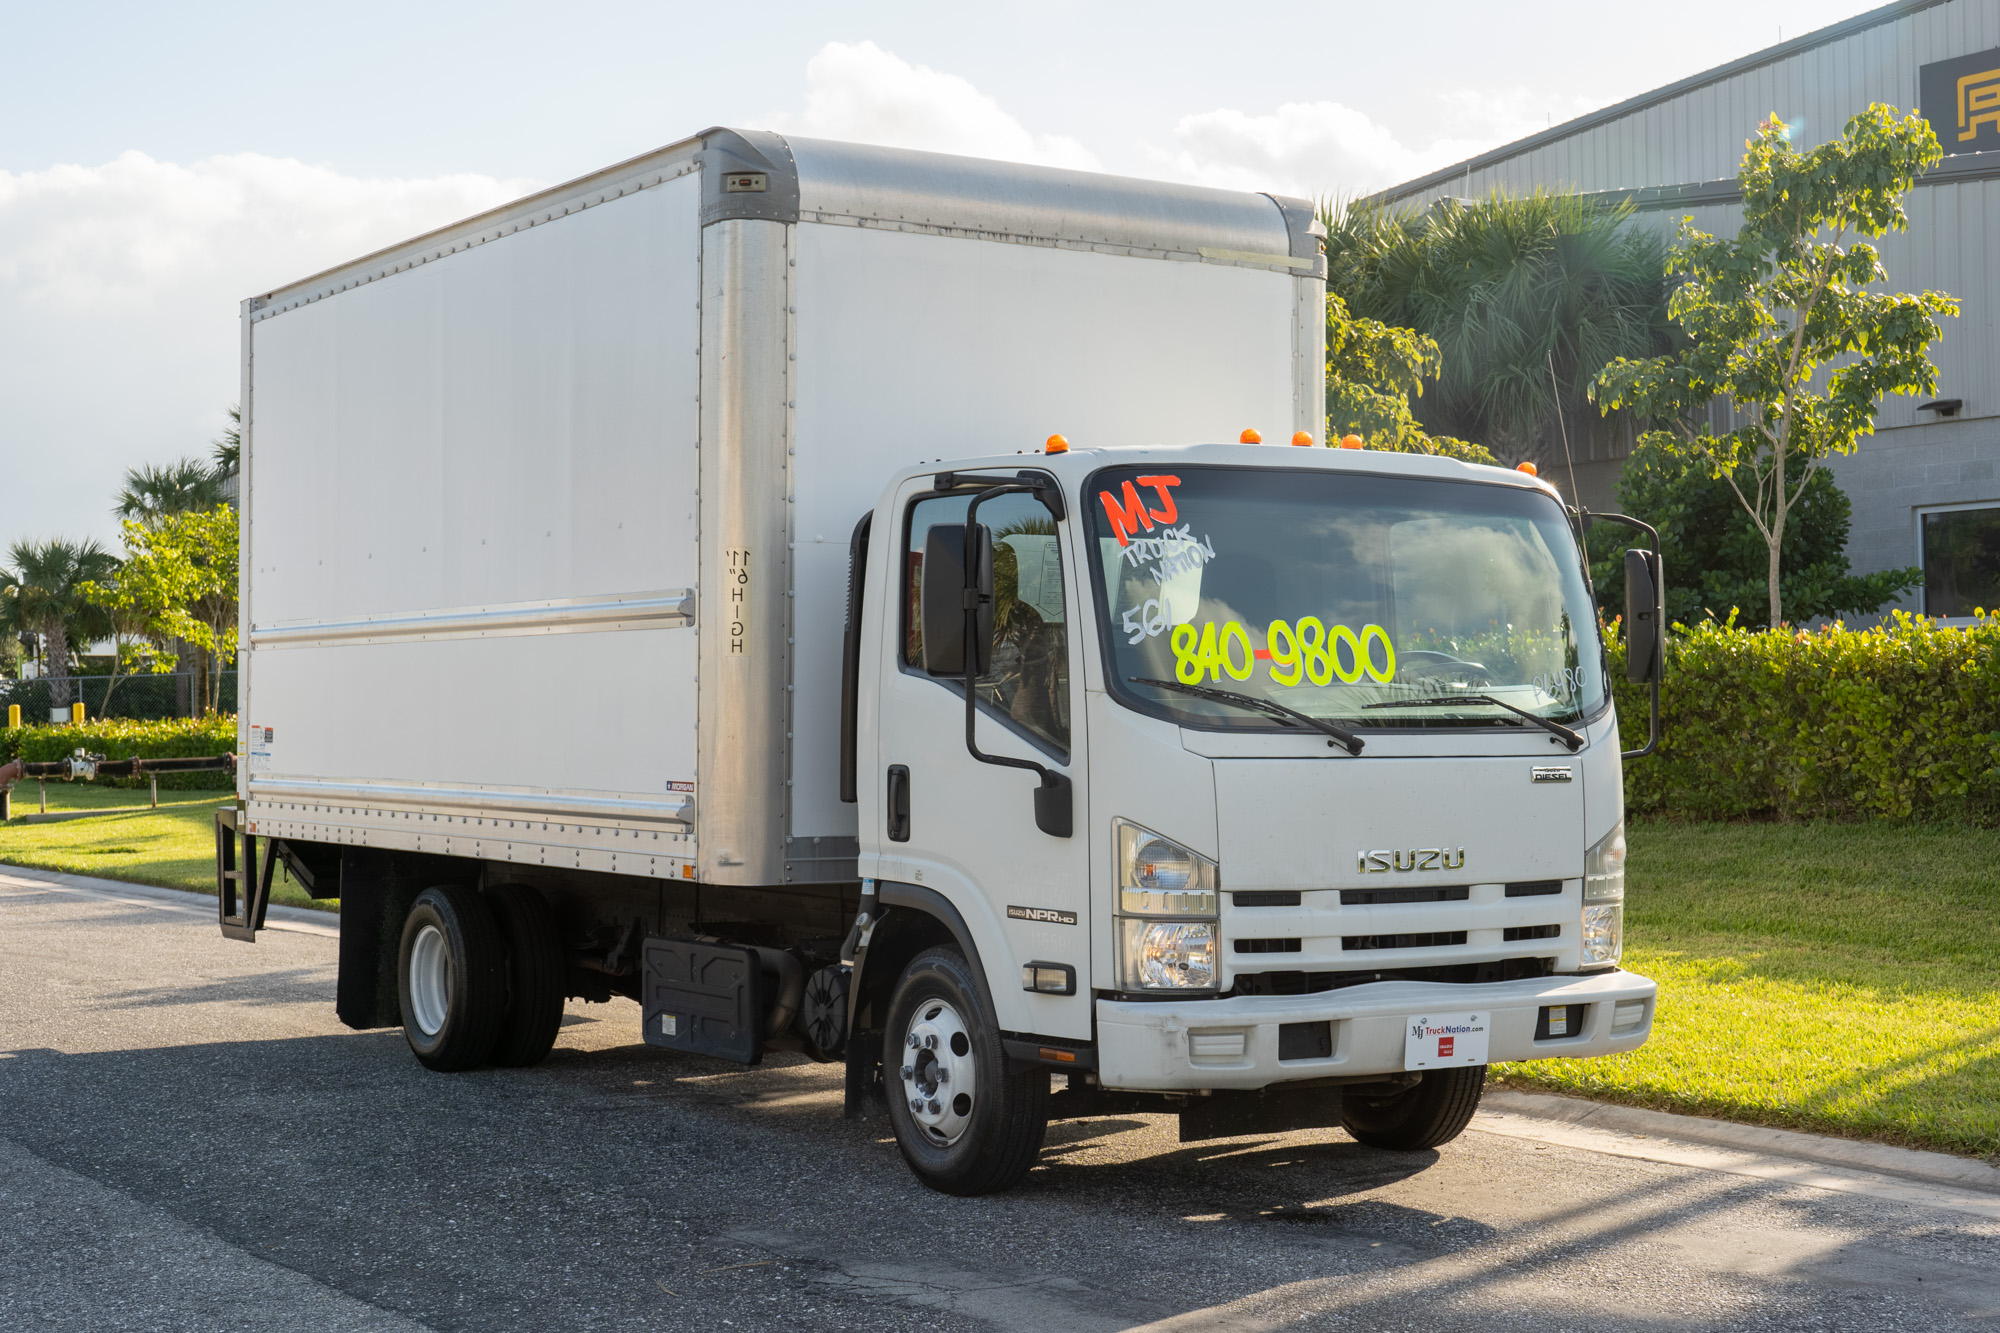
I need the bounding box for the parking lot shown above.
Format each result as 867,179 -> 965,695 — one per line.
2,867 -> 1996,1332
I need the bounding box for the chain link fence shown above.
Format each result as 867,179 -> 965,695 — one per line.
1,672 -> 238,721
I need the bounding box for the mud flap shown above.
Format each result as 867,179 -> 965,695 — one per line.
1178,1085 -> 1346,1144
642,937 -> 765,1065
215,807 -> 273,943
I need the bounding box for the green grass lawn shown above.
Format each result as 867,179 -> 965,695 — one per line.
0,786 -> 331,912
1498,820 -> 2000,1159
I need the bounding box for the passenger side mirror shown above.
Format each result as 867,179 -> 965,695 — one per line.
1623,548 -> 1663,685
920,523 -> 994,677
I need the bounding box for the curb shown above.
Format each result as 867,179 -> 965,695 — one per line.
0,866 -> 338,937
1476,1088 -> 2000,1219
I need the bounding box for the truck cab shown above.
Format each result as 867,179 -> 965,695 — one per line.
837,441 -> 1656,1189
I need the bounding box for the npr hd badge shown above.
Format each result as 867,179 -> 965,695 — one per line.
1404,1012 -> 1490,1068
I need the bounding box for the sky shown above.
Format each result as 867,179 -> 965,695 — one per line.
1,0 -> 1880,550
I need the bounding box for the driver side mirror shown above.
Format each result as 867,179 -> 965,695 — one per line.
920,523 -> 994,677
1623,548 -> 1664,685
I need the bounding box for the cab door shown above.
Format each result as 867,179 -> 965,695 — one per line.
870,477 -> 1092,1041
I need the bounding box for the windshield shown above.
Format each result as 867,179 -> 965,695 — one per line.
1086,465 -> 1605,731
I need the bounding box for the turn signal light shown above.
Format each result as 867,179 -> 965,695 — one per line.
1045,434 -> 1069,454
1239,428 -> 1262,443
1339,434 -> 1363,449
1517,461 -> 1538,476
1291,431 -> 1313,447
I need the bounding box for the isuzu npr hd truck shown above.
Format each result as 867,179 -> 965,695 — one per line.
218,127 -> 1662,1196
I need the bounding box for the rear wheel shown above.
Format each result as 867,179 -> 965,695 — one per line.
885,947 -> 1048,1196
397,884 -> 505,1071
1339,1065 -> 1486,1150
485,883 -> 567,1068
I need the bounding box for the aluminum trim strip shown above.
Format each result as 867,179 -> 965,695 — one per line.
247,778 -> 694,826
250,589 -> 693,648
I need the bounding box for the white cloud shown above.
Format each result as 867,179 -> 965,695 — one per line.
754,41 -> 1100,172
1146,90 -> 1597,198
0,152 -> 537,547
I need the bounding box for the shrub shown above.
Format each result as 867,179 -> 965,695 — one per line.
2,715 -> 237,791
1607,615 -> 2000,822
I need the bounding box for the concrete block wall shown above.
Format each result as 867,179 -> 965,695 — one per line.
1826,413 -> 2000,614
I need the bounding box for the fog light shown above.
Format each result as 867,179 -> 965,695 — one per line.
1612,998 -> 1648,1034
1118,919 -> 1217,990
1581,903 -> 1623,966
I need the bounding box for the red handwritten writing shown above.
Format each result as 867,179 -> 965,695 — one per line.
1097,474 -> 1182,546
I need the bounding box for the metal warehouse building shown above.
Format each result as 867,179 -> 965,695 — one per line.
1372,0 -> 2000,620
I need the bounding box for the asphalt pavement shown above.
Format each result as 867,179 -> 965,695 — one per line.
2,866 -> 1996,1332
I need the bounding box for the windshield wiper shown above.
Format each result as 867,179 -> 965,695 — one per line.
1130,678 -> 1365,756
1363,694 -> 1584,752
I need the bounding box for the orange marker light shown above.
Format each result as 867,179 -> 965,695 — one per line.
1291,431 -> 1313,447
1516,461 -> 1538,476
1239,428 -> 1262,444
1045,434 -> 1069,454
1339,434 -> 1363,450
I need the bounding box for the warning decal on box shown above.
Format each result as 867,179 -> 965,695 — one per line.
248,724 -> 275,774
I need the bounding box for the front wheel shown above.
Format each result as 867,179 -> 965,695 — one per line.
1339,1064 -> 1486,1150
884,947 -> 1048,1196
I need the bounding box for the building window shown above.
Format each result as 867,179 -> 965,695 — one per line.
1921,505 -> 2000,618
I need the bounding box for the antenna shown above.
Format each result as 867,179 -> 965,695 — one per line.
1548,349 -> 1579,505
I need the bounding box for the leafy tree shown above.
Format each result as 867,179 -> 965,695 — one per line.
212,404 -> 242,483
1594,105 -> 1957,627
0,539 -> 117,708
84,508 -> 239,714
1325,190 -> 1671,470
115,457 -> 227,524
1324,293 -> 1494,463
1590,439 -> 1920,628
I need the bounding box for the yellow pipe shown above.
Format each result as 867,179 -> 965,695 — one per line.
6,704 -> 18,728
71,701 -> 85,725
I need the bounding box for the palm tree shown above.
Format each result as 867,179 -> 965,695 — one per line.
114,457 -> 227,524
1324,190 -> 1673,476
1,539 -> 116,711
211,405 -> 242,505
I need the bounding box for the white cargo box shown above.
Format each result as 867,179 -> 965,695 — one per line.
237,128 -> 1327,889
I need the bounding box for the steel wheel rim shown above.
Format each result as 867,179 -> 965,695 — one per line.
899,997 -> 977,1146
408,923 -> 451,1037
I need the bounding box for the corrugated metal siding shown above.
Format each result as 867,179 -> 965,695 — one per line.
1381,0 -> 1999,431
1393,0 -> 2000,205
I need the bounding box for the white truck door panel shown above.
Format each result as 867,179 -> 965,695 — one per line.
871,478 -> 1092,1040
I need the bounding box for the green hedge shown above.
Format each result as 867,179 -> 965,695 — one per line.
1607,614 -> 2000,823
2,716 -> 238,791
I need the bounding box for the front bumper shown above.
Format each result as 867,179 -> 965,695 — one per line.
1095,969 -> 1656,1091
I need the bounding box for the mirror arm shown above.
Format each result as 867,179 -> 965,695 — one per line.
961,483 -> 1074,837
1586,512 -> 1663,761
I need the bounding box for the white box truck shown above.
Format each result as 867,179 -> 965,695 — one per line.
218,127 -> 1662,1196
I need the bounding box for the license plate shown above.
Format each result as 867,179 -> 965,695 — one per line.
1404,1012 -> 1490,1069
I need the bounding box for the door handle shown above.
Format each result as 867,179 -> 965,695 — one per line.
886,765 -> 911,842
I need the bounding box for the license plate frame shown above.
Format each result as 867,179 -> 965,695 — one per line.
1403,1011 -> 1491,1069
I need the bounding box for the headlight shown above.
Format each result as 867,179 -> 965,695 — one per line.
1118,919 -> 1217,990
1584,821 -> 1626,904
1116,820 -> 1218,915
1581,904 -> 1624,966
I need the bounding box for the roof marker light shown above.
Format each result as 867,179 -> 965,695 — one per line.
1339,434 -> 1363,450
1239,428 -> 1262,444
1516,461 -> 1538,476
1291,431 -> 1313,447
1045,434 -> 1069,455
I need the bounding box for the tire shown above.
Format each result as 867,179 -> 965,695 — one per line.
1339,1065 -> 1486,1150
884,946 -> 1049,1196
397,884 -> 506,1072
484,883 -> 567,1068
